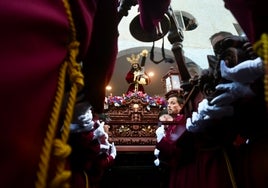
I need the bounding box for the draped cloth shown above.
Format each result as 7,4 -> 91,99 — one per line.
0,0 -> 118,187
223,1 -> 268,188
137,0 -> 171,33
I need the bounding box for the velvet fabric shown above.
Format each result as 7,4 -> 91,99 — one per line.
68,130 -> 114,188
156,114 -> 239,188
0,0 -> 118,187
222,1 -> 268,187
137,0 -> 171,32
223,0 -> 268,44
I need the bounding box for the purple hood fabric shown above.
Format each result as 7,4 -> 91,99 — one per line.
137,0 -> 171,32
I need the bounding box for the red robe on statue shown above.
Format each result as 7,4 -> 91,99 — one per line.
125,70 -> 146,94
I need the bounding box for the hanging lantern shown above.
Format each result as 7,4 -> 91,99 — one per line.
162,66 -> 181,93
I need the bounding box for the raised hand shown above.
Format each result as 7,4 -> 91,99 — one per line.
211,82 -> 255,106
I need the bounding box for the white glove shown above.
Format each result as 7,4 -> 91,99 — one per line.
186,112 -> 210,133
153,148 -> 160,166
156,125 -> 165,143
110,142 -> 117,159
100,143 -> 110,154
154,148 -> 160,166
93,121 -> 105,140
71,106 -> 94,132
100,143 -> 110,150
77,108 -> 93,124
186,99 -> 234,132
180,100 -> 207,133
154,148 -> 160,157
154,158 -> 160,166
199,99 -> 234,119
220,57 -> 264,83
195,99 -> 233,119
201,103 -> 234,119
196,99 -> 209,118
186,117 -> 200,133
211,82 -> 255,106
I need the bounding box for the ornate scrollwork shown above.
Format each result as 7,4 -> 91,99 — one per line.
106,94 -> 162,146
108,123 -> 158,145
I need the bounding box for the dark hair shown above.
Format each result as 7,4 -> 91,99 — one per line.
130,63 -> 142,73
72,102 -> 92,125
209,31 -> 233,43
209,31 -> 234,55
165,89 -> 184,105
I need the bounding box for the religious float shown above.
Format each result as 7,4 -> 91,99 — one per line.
105,91 -> 166,151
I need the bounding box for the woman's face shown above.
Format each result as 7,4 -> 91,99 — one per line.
167,96 -> 182,115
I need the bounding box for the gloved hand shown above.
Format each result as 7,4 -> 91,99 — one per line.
154,148 -> 160,157
93,121 -> 112,153
110,142 -> 117,159
220,57 -> 264,83
186,100 -> 203,132
186,113 -> 212,133
98,131 -> 111,154
72,105 -> 94,131
154,158 -> 160,166
200,103 -> 234,119
93,121 -> 105,140
100,143 -> 110,150
186,99 -> 234,132
77,107 -> 93,124
153,148 -> 160,166
193,99 -> 233,119
156,125 -> 165,143
211,82 -> 255,106
186,117 -> 200,133
186,111 -> 210,133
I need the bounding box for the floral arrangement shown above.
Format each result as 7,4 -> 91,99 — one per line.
106,91 -> 167,109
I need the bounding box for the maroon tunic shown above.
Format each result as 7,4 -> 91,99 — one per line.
0,1 -> 118,187
68,130 -> 114,188
223,0 -> 268,44
223,1 -> 268,187
156,115 -> 237,188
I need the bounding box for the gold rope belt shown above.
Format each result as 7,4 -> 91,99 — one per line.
35,0 -> 84,187
222,149 -> 237,188
253,33 -> 268,111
